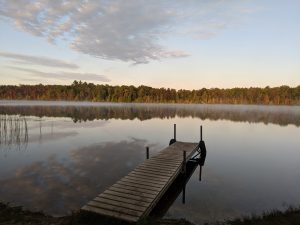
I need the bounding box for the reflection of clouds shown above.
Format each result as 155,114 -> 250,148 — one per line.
0,139 -> 148,216
28,131 -> 78,143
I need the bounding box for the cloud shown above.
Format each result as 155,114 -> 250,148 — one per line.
0,52 -> 78,69
0,1 -> 259,64
187,21 -> 228,40
7,66 -> 110,82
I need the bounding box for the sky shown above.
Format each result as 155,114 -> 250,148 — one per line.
0,0 -> 299,89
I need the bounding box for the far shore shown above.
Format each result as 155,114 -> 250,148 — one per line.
1,99 -> 300,107
1,83 -> 299,106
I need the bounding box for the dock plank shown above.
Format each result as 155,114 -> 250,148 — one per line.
87,200 -> 143,217
99,193 -> 151,207
120,177 -> 164,189
94,197 -> 147,212
82,205 -> 139,222
103,189 -> 154,203
112,183 -> 159,195
136,165 -> 176,173
117,180 -> 162,192
127,172 -> 169,183
143,161 -> 182,167
123,175 -> 166,186
130,170 -> 170,181
109,186 -> 156,199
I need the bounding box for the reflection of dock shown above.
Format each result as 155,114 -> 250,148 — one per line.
150,160 -> 200,218
82,125 -> 207,223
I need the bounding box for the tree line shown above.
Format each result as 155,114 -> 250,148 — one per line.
0,81 -> 299,105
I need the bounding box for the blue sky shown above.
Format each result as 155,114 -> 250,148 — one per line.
0,0 -> 299,89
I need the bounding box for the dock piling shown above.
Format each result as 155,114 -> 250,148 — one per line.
174,124 -> 177,141
169,124 -> 177,146
182,183 -> 186,204
200,125 -> 203,141
182,150 -> 186,174
199,165 -> 202,181
146,146 -> 149,159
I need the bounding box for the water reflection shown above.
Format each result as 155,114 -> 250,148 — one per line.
0,139 -> 148,216
0,102 -> 299,126
28,131 -> 78,144
0,102 -> 299,224
0,115 -> 28,151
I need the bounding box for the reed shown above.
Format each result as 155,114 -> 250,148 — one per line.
0,115 -> 28,151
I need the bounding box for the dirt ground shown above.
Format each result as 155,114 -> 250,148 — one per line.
1,202 -> 299,225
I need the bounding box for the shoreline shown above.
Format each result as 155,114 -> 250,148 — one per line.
1,202 -> 300,225
1,99 -> 300,107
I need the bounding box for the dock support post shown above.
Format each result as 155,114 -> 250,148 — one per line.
199,165 -> 202,181
182,150 -> 186,174
200,125 -> 202,141
146,146 -> 149,159
169,124 -> 177,145
198,125 -> 206,182
174,124 -> 176,141
182,183 -> 186,204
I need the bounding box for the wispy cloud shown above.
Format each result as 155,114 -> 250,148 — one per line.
0,1 -> 259,64
7,66 -> 110,82
0,52 -> 78,69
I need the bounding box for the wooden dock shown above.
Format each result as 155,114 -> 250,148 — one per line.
81,141 -> 200,222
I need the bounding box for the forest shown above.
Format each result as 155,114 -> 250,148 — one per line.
0,81 -> 299,105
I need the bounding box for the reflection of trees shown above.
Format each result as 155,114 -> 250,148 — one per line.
0,115 -> 28,150
0,104 -> 299,126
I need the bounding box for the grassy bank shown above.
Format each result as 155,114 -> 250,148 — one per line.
1,202 -> 299,225
223,207 -> 300,225
0,202 -> 193,225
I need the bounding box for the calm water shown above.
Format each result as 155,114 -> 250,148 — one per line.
0,101 -> 300,224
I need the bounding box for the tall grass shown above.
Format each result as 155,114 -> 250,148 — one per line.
0,115 -> 28,151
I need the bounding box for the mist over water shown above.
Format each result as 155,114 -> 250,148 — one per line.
1,100 -> 299,126
0,101 -> 299,224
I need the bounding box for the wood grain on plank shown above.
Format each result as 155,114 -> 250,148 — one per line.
109,186 -> 156,199
117,180 -> 162,192
123,175 -> 166,186
94,197 -> 147,212
103,189 -> 154,203
120,177 -> 164,189
127,172 -> 169,183
82,205 -> 139,222
99,193 -> 150,207
87,200 -> 143,217
112,183 -> 159,195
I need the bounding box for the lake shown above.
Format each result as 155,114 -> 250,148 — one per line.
0,100 -> 300,224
